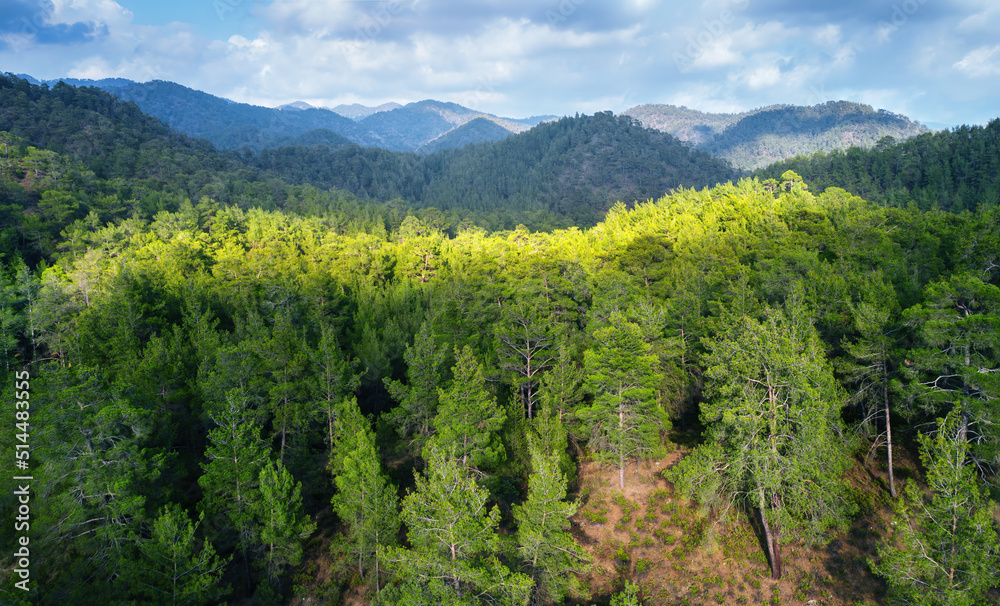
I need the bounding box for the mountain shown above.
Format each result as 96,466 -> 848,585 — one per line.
47,78 -> 528,152
277,101 -> 316,111
625,101 -> 929,171
418,117 -> 515,153
255,111 -> 738,225
15,74 -> 134,89
1,74 -> 733,235
700,101 -> 929,170
0,74 -> 235,182
89,79 -> 364,151
331,101 -> 403,120
508,115 -> 560,127
622,104 -> 764,145
354,99 -> 536,152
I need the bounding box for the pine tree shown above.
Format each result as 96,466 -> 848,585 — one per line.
495,300 -> 556,419
255,459 -> 316,583
580,313 -> 668,488
666,295 -> 855,579
842,291 -> 901,497
310,321 -> 361,466
381,447 -> 532,605
123,504 -> 230,606
513,437 -> 589,604
198,389 -> 269,590
383,321 -> 447,445
426,346 -> 506,473
871,409 -> 1000,605
331,398 -> 400,590
902,273 -> 1000,474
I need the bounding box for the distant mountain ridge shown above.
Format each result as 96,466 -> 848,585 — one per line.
0,74 -> 736,231
19,75 -> 541,153
418,117 -> 515,153
15,74 -> 929,170
625,101 -> 929,170
622,104 -> 767,145
331,102 -> 403,120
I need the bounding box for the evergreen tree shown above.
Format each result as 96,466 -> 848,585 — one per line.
495,300 -> 556,419
255,459 -> 316,583
381,447 -> 533,605
426,346 -> 506,473
666,294 -> 855,579
331,398 -> 400,590
902,273 -> 1000,474
513,437 -> 589,604
123,504 -> 230,606
310,321 -> 361,465
580,313 -> 668,488
384,321 -> 447,445
841,288 -> 902,497
197,390 -> 269,590
871,409 -> 1000,605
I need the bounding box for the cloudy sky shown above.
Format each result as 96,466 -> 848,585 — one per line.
0,0 -> 997,126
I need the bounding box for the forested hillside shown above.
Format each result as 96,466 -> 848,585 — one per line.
628,101 -> 928,170
757,120 -> 1000,213
0,74 -> 735,247
700,102 -> 927,170
417,117 -> 516,153
254,112 -> 738,225
621,103 -> 760,145
0,73 -> 998,606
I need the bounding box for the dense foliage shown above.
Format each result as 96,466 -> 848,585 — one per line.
758,119 -> 1000,213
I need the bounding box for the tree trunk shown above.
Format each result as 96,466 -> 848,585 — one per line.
760,497 -> 781,580
884,381 -> 896,498
522,383 -> 532,419
619,406 -> 625,488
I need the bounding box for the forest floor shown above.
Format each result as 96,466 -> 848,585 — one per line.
566,444 -> 913,606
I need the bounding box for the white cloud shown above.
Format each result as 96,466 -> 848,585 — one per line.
953,45 -> 1000,77
49,0 -> 132,28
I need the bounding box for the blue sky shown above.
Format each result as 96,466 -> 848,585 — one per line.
0,0 -> 997,126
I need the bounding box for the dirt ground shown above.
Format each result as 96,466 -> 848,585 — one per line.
567,448 -> 903,606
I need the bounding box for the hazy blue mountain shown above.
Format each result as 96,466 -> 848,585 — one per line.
418,117 -> 515,153
277,101 -> 316,111
89,80 -> 363,151
15,74 -> 134,89
353,99 -> 535,151
32,77 -> 531,152
331,102 -> 403,120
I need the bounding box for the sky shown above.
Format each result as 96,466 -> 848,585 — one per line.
0,0 -> 997,127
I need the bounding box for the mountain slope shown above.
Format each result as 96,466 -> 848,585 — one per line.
354,100 -> 531,151
701,101 -> 928,170
98,79 -> 363,151
255,111 -> 738,224
622,104 -> 764,145
0,73 -> 236,181
625,101 -> 928,171
69,78 -> 528,152
331,101 -> 402,119
418,117 -> 515,153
